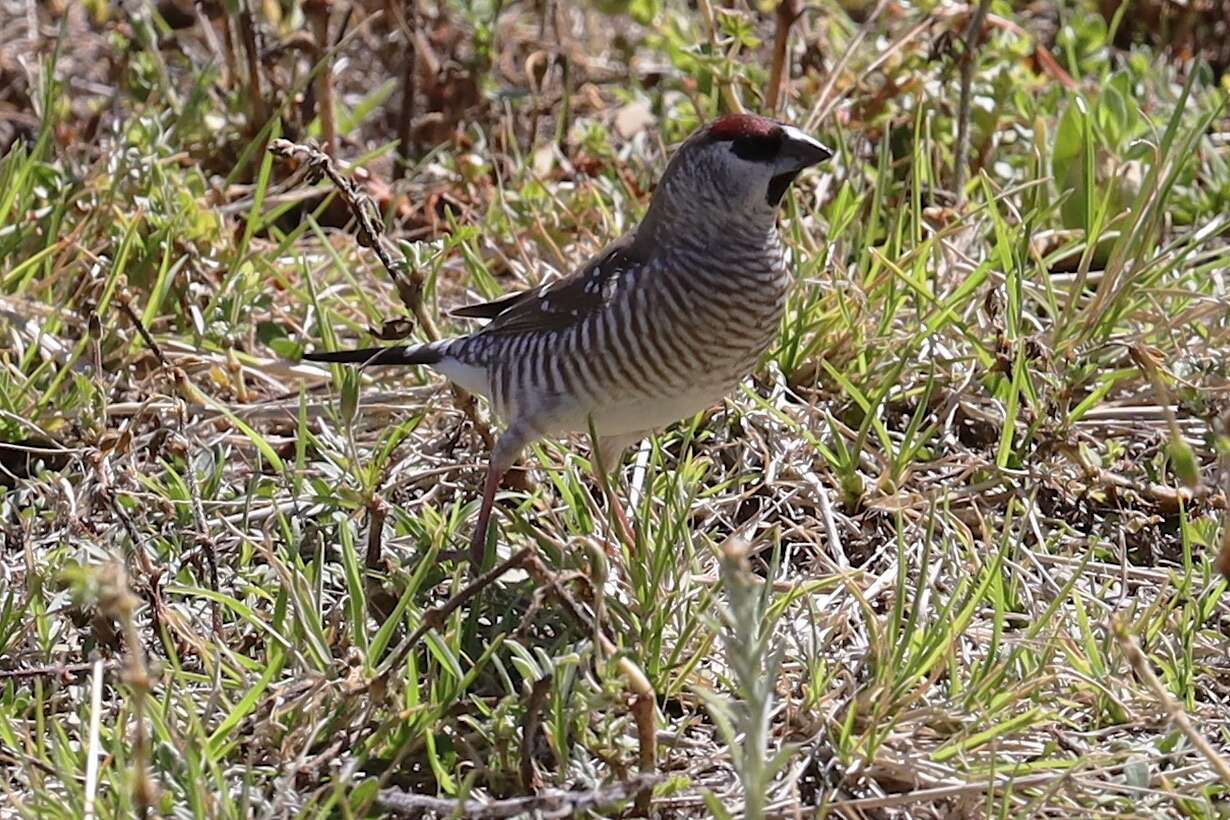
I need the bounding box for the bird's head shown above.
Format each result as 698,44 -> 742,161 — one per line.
650,114 -> 832,231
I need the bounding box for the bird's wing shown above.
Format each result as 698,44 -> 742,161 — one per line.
451,236 -> 642,336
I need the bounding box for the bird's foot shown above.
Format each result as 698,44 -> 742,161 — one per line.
468,533 -> 485,567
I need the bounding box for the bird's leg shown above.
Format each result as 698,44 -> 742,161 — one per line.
592,432 -> 641,551
594,456 -> 635,550
469,423 -> 532,566
469,465 -> 504,566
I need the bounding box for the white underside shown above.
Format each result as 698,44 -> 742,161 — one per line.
513,381 -> 737,444
434,357 -> 491,399
434,355 -> 733,439
581,386 -> 732,436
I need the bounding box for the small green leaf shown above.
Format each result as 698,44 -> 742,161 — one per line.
1123,756 -> 1151,789
1053,97 -> 1086,163
701,791 -> 736,820
339,368 -> 360,426
256,320 -> 287,345
270,337 -> 302,358
1124,139 -> 1155,162
1168,437 -> 1200,489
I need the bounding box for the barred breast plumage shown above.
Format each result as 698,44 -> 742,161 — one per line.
304,113 -> 831,563
442,228 -> 789,441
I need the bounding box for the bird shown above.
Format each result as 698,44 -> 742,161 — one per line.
305,113 -> 832,564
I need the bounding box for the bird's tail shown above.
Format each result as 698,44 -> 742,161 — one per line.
302,340 -> 445,367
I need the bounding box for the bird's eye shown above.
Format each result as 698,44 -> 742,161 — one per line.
729,132 -> 782,163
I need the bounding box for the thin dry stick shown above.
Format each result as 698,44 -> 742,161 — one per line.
235,0 -> 267,130
805,0 -> 894,129
83,658 -> 105,820
0,743 -> 60,778
1129,343 -> 1199,490
1113,616 -> 1230,785
363,499 -> 404,623
519,674 -> 552,792
116,294 -> 168,368
267,141 -> 431,330
394,0 -> 419,177
523,553 -> 657,814
99,563 -> 159,818
804,470 -> 846,567
195,3 -> 230,87
1217,410 -> 1230,579
269,138 -> 498,451
372,546 -> 534,685
340,550 -> 529,773
365,497 -> 387,568
176,422 -> 223,637
305,0 -> 338,154
377,773 -> 663,817
765,0 -> 802,113
219,7 -> 242,90
0,661 -> 105,679
953,0 -> 993,200
119,294 -> 223,632
106,489 -> 166,636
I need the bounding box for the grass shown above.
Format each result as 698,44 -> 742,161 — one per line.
2,0 -> 1230,816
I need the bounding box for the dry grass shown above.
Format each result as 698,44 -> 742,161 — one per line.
2,0 -> 1230,817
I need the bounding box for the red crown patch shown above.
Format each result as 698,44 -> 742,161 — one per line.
707,113 -> 779,141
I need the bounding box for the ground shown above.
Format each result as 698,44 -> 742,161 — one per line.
2,0 -> 1230,817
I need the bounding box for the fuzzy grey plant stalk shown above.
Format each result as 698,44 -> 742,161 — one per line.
700,537 -> 793,820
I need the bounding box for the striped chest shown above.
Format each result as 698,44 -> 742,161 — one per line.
477,241 -> 791,433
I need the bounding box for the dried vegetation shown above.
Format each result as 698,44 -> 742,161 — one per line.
2,0 -> 1230,817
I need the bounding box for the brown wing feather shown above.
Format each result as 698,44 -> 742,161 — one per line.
454,236 -> 642,337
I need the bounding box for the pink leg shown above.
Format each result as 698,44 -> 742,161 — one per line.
595,463 -> 636,550
611,490 -> 636,549
469,423 -> 533,565
469,462 -> 506,565
593,434 -> 642,550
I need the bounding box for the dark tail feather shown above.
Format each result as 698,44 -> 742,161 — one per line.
302,342 -> 444,367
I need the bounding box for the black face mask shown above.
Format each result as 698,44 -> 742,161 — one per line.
729,132 -> 785,163
767,170 -> 801,207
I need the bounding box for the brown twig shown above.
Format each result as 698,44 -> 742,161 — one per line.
377,773 -> 663,817
117,293 -> 222,633
235,0 -> 267,130
365,497 -> 388,568
394,0 -> 419,176
104,488 -> 165,638
372,546 -> 534,685
520,674 -> 552,792
1217,410 -> 1230,579
194,3 -> 230,88
0,661 -> 109,679
1129,343 -> 1201,492
953,0 -> 993,200
364,498 -> 404,623
219,8 -> 242,93
304,0 -> 337,154
523,552 -> 657,813
1113,616 -> 1230,785
177,421 -> 223,638
766,0 -> 802,113
1,742 -> 63,778
116,294 -> 168,368
97,563 -> 159,818
268,137 -> 498,451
